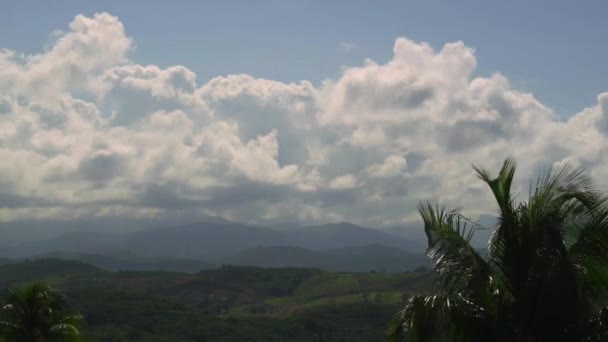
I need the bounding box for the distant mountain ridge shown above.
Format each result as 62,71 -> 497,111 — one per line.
9,231 -> 124,258
38,252 -> 216,273
0,215 -> 232,244
125,221 -> 420,260
223,244 -> 427,272
0,219 -> 428,272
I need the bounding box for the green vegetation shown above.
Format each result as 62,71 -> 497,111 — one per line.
0,282 -> 82,341
0,259 -> 431,341
389,158 -> 608,341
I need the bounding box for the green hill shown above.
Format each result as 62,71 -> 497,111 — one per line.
0,259 -> 432,341
0,258 -> 101,287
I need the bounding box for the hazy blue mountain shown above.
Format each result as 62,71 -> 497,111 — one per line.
1,219 -> 422,271
284,222 -> 417,251
38,252 -> 215,273
381,215 -> 497,250
223,244 -> 427,272
223,246 -> 324,268
1,231 -> 125,258
124,221 -> 416,260
326,244 -> 428,272
124,222 -> 283,260
0,219 -> 151,245
381,226 -> 423,241
0,215 -> 233,245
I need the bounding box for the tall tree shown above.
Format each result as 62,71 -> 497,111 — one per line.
0,282 -> 82,342
388,158 -> 608,341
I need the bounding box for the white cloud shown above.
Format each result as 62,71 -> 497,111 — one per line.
367,155 -> 407,178
8,13 -> 131,103
1,13 -> 608,227
329,174 -> 358,190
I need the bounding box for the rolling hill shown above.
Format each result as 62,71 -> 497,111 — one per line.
0,258 -> 432,341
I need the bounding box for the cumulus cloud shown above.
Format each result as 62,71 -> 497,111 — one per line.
329,174 -> 359,190
0,13 -> 606,227
367,155 -> 407,178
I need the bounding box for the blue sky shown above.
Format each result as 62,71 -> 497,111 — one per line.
3,0 -> 607,117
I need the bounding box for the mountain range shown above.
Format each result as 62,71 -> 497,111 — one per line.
0,219 -> 431,272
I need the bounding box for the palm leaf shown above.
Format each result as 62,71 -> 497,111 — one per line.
387,293 -> 487,342
419,203 -> 491,299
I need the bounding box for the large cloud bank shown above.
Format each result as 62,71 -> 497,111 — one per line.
0,13 -> 606,226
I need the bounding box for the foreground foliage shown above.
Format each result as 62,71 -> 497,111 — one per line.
0,282 -> 82,342
388,158 -> 608,341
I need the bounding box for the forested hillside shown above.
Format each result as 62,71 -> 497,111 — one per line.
0,259 -> 431,341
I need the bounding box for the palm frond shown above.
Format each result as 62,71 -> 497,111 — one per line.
387,295 -> 432,342
387,293 -> 487,342
391,157 -> 608,341
419,203 -> 491,298
50,323 -> 80,336
474,159 -> 522,295
569,208 -> 608,306
0,282 -> 82,341
473,157 -> 516,211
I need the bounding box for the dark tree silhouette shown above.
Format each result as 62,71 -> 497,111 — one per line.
388,158 -> 608,341
0,282 -> 82,342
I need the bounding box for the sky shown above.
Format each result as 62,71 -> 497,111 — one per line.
1,1 -> 608,226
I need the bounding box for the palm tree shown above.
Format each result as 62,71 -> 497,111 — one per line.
0,282 -> 82,342
388,158 -> 608,342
